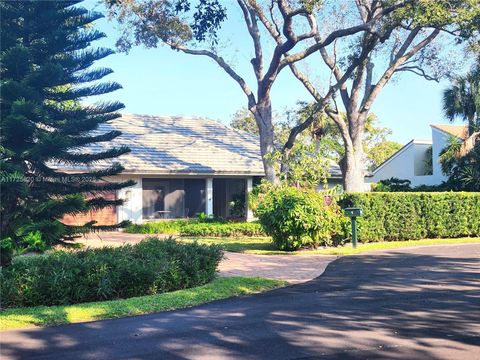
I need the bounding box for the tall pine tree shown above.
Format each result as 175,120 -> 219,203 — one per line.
0,0 -> 134,264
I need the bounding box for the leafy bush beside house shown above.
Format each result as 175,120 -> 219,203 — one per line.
255,186 -> 343,250
370,177 -> 451,192
340,192 -> 480,242
0,238 -> 222,308
371,178 -> 413,192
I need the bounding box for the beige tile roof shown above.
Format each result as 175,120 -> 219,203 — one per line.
431,124 -> 469,140
68,114 -> 266,176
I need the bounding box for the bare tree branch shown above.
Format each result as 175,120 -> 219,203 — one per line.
326,109 -> 351,148
320,47 -> 350,109
355,0 -> 369,23
395,65 -> 440,81
238,0 -> 263,79
167,42 -> 257,108
257,0 -> 316,99
288,64 -> 322,102
361,61 -> 374,107
393,27 -> 421,60
284,48 -> 373,151
361,29 -> 440,114
278,1 -> 412,70
249,0 -> 281,41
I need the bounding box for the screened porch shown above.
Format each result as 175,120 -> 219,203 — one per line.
141,178 -> 249,220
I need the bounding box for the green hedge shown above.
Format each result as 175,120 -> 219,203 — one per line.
180,222 -> 265,237
0,238 -> 223,308
124,220 -> 189,234
126,220 -> 265,237
340,192 -> 480,242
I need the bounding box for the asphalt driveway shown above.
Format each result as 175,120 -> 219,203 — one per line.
1,243 -> 479,360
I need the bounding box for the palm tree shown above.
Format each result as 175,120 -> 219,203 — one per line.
439,133 -> 480,191
443,66 -> 480,136
440,65 -> 480,190
442,142 -> 480,191
442,66 -> 480,167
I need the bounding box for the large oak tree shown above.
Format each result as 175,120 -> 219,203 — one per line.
105,0 -> 409,184
284,0 -> 480,190
105,0 -> 479,190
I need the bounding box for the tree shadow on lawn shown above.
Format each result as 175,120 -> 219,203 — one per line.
1,299 -> 156,331
0,307 -> 71,330
2,244 -> 479,360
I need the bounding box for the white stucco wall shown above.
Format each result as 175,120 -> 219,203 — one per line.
370,142 -> 416,183
369,141 -> 441,187
116,176 -> 143,224
369,125 -> 460,187
413,144 -> 431,176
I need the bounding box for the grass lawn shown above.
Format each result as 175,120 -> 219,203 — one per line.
180,236 -> 277,252
180,236 -> 480,255
0,277 -> 286,331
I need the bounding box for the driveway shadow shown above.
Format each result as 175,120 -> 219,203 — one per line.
1,244 -> 479,359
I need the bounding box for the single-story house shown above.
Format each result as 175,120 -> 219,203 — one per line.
62,114 -> 343,225
369,124 -> 469,187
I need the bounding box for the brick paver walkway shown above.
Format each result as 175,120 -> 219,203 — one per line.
219,252 -> 336,283
78,232 -> 336,283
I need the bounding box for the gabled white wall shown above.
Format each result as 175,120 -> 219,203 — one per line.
370,142 -> 416,183
369,125 -> 462,187
369,141 -> 440,187
413,144 -> 431,176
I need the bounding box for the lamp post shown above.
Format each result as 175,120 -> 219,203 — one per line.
344,207 -> 363,248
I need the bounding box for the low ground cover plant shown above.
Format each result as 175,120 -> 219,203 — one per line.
180,222 -> 264,237
125,217 -> 265,237
125,220 -> 190,234
255,186 -> 344,250
341,192 -> 480,242
0,238 -> 222,308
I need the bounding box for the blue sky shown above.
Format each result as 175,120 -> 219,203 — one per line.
86,0 -> 463,145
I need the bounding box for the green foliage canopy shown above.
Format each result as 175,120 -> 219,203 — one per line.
255,186 -> 344,250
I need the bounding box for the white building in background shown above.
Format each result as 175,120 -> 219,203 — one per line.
369,124 -> 469,187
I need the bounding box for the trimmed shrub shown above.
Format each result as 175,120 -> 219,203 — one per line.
0,238 -> 223,308
180,222 -> 265,237
124,220 -> 189,234
340,192 -> 480,242
255,186 -> 343,250
126,219 -> 265,237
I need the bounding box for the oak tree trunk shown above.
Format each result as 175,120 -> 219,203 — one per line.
341,150 -> 365,192
252,99 -> 279,184
340,119 -> 366,192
